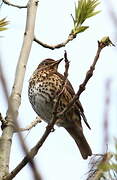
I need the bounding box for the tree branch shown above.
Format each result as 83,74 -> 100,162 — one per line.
0,0 -> 38,178
34,34 -> 76,50
2,0 -> 27,8
15,117 -> 42,132
57,38 -> 114,121
4,52 -> 69,180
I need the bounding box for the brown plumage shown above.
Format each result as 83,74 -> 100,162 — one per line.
28,58 -> 92,159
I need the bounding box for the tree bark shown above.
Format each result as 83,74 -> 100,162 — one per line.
0,0 -> 38,178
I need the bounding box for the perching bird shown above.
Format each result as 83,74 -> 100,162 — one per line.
28,58 -> 92,159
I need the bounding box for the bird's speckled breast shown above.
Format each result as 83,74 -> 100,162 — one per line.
28,68 -> 63,123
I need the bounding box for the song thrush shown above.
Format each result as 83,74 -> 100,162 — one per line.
28,58 -> 92,159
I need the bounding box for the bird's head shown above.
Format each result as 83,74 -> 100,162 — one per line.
37,58 -> 63,70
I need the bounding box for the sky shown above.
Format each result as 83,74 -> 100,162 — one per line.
0,0 -> 117,180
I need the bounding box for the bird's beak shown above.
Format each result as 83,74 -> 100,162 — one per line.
50,58 -> 63,69
53,58 -> 63,66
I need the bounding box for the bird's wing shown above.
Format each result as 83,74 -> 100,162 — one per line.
56,72 -> 91,129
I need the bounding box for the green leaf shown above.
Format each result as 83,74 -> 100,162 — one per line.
71,0 -> 100,35
86,10 -> 101,18
74,26 -> 89,34
0,18 -> 9,31
0,27 -> 8,31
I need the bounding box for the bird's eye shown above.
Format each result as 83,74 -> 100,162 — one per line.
44,62 -> 48,66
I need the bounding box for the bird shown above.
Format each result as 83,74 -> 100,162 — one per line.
28,58 -> 92,159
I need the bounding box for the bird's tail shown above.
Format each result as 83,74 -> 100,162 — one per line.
65,124 -> 92,159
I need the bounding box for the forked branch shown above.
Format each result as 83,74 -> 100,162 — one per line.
57,37 -> 115,118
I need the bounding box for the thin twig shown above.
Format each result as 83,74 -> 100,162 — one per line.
2,0 -> 27,8
4,51 -> 69,180
34,34 -> 76,50
15,117 -> 42,132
